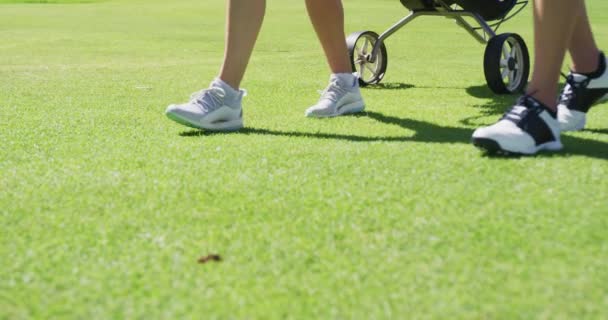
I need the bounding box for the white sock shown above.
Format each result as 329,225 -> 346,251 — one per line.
332,72 -> 358,88
213,78 -> 240,96
212,78 -> 245,105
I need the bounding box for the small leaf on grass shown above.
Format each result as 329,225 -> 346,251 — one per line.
198,254 -> 222,264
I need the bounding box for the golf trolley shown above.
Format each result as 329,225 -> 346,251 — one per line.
347,0 -> 530,94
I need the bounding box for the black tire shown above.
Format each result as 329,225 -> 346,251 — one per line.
346,31 -> 388,87
484,33 -> 530,94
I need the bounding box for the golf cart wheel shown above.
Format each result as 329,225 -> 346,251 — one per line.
484,33 -> 530,94
346,31 -> 388,86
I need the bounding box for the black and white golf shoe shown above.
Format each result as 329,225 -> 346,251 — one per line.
558,51 -> 608,131
472,95 -> 562,155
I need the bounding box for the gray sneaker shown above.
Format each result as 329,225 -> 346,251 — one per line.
305,73 -> 365,118
165,80 -> 245,131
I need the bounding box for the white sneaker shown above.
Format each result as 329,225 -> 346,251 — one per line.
305,73 -> 365,118
472,95 -> 563,155
558,51 -> 608,131
165,79 -> 245,131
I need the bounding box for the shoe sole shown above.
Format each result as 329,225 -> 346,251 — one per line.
472,137 -> 563,156
305,101 -> 365,118
166,112 -> 243,132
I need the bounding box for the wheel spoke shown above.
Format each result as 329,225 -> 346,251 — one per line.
365,63 -> 376,73
359,62 -> 367,79
355,44 -> 364,57
502,45 -> 510,60
508,70 -> 515,84
362,38 -> 370,54
501,68 -> 510,79
509,47 -> 517,59
514,48 -> 522,66
500,59 -> 508,68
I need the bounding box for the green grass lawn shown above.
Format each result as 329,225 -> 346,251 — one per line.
1,0 -> 608,318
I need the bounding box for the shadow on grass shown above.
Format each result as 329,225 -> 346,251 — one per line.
459,85 -> 515,127
584,128 -> 608,135
179,85 -> 608,160
180,111 -> 473,144
182,126 -> 404,142
363,82 -> 415,90
365,82 -> 492,92
554,135 -> 608,159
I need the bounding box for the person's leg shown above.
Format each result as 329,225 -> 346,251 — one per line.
568,3 -> 600,74
219,0 -> 266,89
304,0 -> 351,74
165,0 -> 265,131
472,0 -> 585,155
304,0 -> 365,117
525,0 -> 581,110
558,2 -> 608,131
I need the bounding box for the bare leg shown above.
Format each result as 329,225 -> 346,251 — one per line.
568,2 -> 600,74
526,0 -> 582,110
305,0 -> 352,74
218,0 -> 266,89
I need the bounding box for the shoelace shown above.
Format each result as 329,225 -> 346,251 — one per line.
190,87 -> 225,112
318,79 -> 348,102
558,74 -> 577,105
502,105 -> 528,123
501,94 -> 539,122
558,73 -> 591,105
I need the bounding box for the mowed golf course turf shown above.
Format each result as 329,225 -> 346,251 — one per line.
1,0 -> 608,318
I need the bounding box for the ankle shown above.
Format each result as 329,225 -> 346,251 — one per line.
525,90 -> 557,114
216,77 -> 241,93
332,72 -> 358,87
573,51 -> 605,77
214,78 -> 241,95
